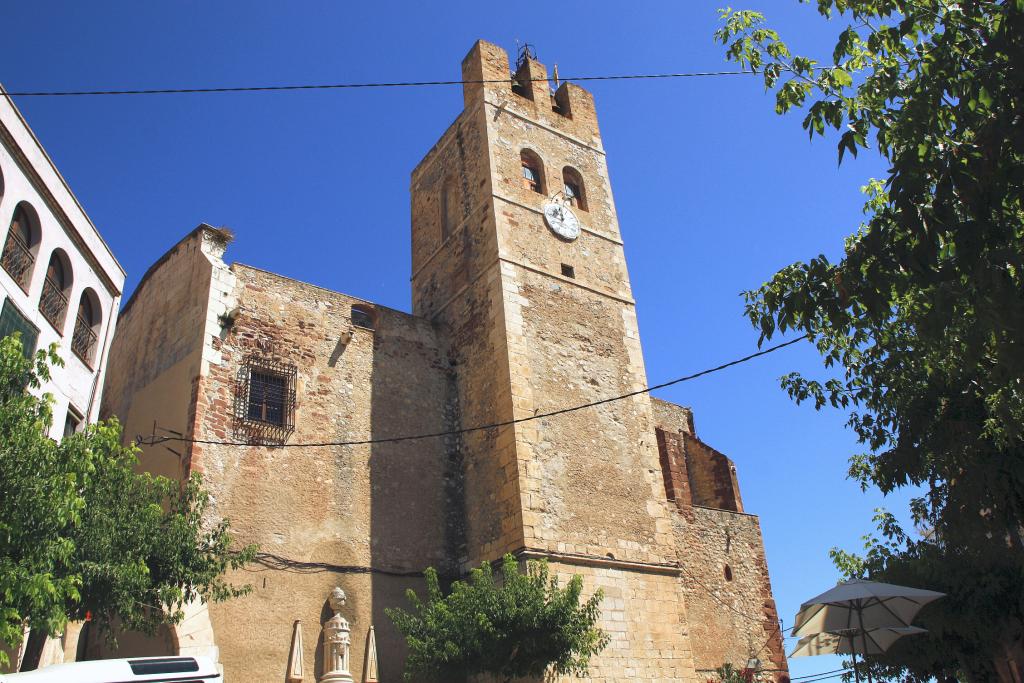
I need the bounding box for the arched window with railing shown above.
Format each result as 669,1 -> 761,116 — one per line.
520,150 -> 545,195
1,202 -> 40,291
72,289 -> 101,368
39,250 -> 72,334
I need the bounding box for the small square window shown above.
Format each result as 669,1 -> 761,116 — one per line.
561,263 -> 575,278
351,304 -> 376,330
63,406 -> 83,438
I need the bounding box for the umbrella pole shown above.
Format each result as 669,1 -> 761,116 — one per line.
857,605 -> 874,683
851,645 -> 861,683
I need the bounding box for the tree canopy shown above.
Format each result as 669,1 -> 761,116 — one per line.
385,553 -> 608,682
715,0 -> 1023,678
0,335 -> 255,670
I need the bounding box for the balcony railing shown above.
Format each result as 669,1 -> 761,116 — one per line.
1,234 -> 34,290
39,277 -> 69,333
71,314 -> 97,367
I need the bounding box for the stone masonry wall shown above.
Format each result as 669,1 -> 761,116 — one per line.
189,262 -> 456,683
674,507 -> 788,682
547,560 -> 698,683
100,226 -> 220,483
682,433 -> 744,514
411,45 -> 524,565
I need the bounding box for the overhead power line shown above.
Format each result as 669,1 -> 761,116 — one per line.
137,335 -> 807,449
4,69 -> 758,97
791,668 -> 850,681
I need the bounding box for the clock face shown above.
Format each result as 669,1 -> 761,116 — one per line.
543,202 -> 581,241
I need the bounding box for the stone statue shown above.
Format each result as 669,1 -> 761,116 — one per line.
320,587 -> 353,683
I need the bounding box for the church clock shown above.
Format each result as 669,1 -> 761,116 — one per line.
542,201 -> 580,241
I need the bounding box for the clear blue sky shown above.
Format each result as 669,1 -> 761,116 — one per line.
3,2 -> 918,679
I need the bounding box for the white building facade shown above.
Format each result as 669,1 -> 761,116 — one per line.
0,88 -> 125,439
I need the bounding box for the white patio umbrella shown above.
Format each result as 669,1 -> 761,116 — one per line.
790,626 -> 928,683
793,579 -> 945,636
792,579 -> 944,683
790,625 -> 928,658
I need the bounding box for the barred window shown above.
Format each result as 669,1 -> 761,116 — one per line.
247,371 -> 286,425
234,357 -> 296,444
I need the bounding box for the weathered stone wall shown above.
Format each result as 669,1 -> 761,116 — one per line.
675,506 -> 788,682
652,397 -> 696,438
190,262 -> 455,683
100,226 -> 220,483
411,42 -> 523,565
546,559 -> 697,683
682,433 -> 744,513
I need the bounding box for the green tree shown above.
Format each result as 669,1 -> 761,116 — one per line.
831,512 -> 1023,682
0,335 -> 256,670
714,0 -> 1024,678
385,553 -> 608,682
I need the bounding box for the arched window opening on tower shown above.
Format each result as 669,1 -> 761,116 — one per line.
562,167 -> 587,211
72,289 -> 101,368
520,150 -> 545,194
40,250 -> 73,333
2,202 -> 40,291
351,304 -> 376,331
511,71 -> 532,100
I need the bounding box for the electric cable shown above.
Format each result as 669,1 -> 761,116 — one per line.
136,335 -> 807,448
794,670 -> 850,683
3,70 -> 759,97
791,668 -> 850,681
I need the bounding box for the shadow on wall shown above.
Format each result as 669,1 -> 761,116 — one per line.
368,308 -> 467,683
77,620 -> 176,662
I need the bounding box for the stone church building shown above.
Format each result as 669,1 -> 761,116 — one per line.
99,40 -> 789,682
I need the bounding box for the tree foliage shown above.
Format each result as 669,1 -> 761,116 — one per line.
0,335 -> 256,669
830,511 -> 1024,682
715,0 -> 1024,678
385,553 -> 608,682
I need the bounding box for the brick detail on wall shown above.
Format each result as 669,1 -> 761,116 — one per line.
681,431 -> 744,513
655,427 -> 693,517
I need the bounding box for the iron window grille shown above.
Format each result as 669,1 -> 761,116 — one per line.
39,276 -> 69,333
71,313 -> 98,368
234,356 -> 297,444
1,232 -> 33,290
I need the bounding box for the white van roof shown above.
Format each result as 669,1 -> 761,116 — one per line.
0,656 -> 220,682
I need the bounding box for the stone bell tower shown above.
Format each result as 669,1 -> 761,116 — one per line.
411,41 -> 699,680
